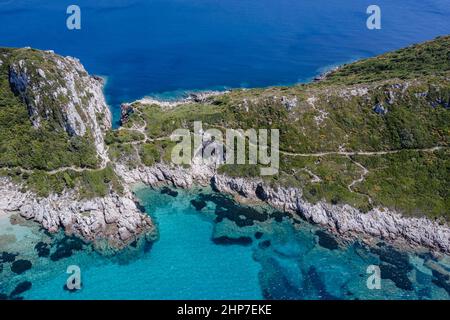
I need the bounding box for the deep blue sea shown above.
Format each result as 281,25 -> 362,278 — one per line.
1,0 -> 450,300
1,0 -> 450,124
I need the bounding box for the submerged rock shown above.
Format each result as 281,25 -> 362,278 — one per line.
190,199 -> 207,211
0,251 -> 18,263
426,261 -> 450,295
50,236 -> 84,261
11,259 -> 32,274
304,266 -> 340,300
259,240 -> 271,249
315,230 -> 339,250
199,192 -> 269,227
34,242 -> 50,258
10,281 -> 32,297
161,186 -> 178,197
379,263 -> 414,291
371,244 -> 414,291
212,236 -> 253,246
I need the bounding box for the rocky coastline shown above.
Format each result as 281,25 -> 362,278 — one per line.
0,49 -> 157,252
127,90 -> 229,110
0,47 -> 448,256
211,175 -> 450,254
114,162 -> 450,255
0,178 -> 156,252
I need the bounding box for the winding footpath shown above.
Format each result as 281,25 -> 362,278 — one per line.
1,111 -> 446,203
279,146 -> 443,157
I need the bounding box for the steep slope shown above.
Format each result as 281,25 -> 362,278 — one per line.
0,48 -> 112,170
0,48 -> 156,250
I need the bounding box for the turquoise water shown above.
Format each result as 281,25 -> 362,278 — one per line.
1,0 -> 450,125
1,0 -> 450,300
1,187 -> 449,300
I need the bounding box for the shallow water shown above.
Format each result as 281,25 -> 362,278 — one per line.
1,187 -> 449,300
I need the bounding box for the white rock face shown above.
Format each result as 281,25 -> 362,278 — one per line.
2,49 -> 449,255
0,178 -> 156,250
8,52 -> 111,162
115,162 -> 214,189
211,175 -> 450,253
2,49 -> 155,250
115,161 -> 450,253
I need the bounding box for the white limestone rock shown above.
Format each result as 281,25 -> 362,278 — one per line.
211,174 -> 450,253
8,51 -> 111,162
0,178 -> 156,250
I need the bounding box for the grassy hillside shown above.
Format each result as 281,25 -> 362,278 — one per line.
323,35 -> 450,84
114,36 -> 450,219
0,37 -> 448,213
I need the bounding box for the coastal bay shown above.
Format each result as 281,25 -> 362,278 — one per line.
0,0 -> 449,301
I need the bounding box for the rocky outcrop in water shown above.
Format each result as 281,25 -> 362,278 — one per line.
114,161 -> 450,254
115,163 -> 213,188
0,178 -> 156,251
1,49 -> 157,251
1,46 -> 449,256
211,175 -> 450,254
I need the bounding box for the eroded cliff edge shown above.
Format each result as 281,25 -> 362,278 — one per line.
115,162 -> 450,254
0,48 -> 156,251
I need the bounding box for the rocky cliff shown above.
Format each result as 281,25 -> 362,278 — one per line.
8,50 -> 111,163
0,178 -> 156,251
211,175 -> 450,253
1,38 -> 449,254
114,161 -> 450,254
0,48 -> 156,250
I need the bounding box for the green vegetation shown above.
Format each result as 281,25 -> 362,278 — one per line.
1,166 -> 123,198
324,35 -> 450,84
354,149 -> 449,219
139,140 -> 176,166
119,36 -> 450,219
0,36 -> 449,217
105,129 -> 145,144
136,103 -> 227,138
0,50 -> 99,170
0,48 -> 118,198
